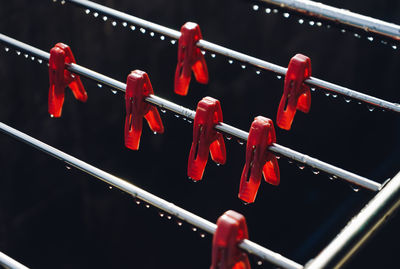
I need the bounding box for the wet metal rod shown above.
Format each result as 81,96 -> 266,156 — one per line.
61,0 -> 400,113
255,0 -> 400,42
0,121 -> 303,269
0,33 -> 382,192
305,171 -> 400,269
0,251 -> 30,269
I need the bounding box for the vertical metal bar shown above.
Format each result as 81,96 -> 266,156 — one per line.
305,171 -> 400,269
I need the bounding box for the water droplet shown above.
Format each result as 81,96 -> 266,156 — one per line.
85,9 -> 90,14
257,260 -> 263,266
130,25 -> 136,31
354,33 -> 361,38
276,75 -> 282,79
326,24 -> 331,29
159,212 -> 164,218
216,163 -> 220,166
367,36 -> 373,42
140,28 -> 146,34
182,117 -> 187,121
122,22 -> 128,27
145,204 -> 150,208
357,101 -> 362,105
275,155 -> 280,160
108,186 -> 113,190
177,221 -> 183,226
65,165 -> 71,170
200,233 -> 206,238
298,19 -> 304,24
4,47 -> 9,52
312,168 -> 320,175
16,51 -> 21,55
332,94 -> 338,98
52,0 -> 57,2
135,199 -> 141,205
311,87 -> 316,92
50,114 -> 54,118
160,35 -> 165,40
31,56 -> 35,61
150,32 -> 155,37
24,54 -> 28,58
265,8 -> 271,14
283,12 -> 290,18
93,12 -> 99,17
381,40 -> 388,45
344,98 -> 351,103
255,70 -> 261,75
341,29 -> 346,33
367,106 -> 375,112
297,164 -> 305,170
273,9 -> 278,14
61,0 -> 65,4
225,135 -> 232,140
187,120 -> 192,123
112,21 -> 117,27
309,21 -> 315,26
160,109 -> 166,113
350,184 -> 359,192
102,16 -> 108,21
111,89 -> 117,94
252,5 -> 259,11
316,22 -> 322,27
392,45 -> 397,50
174,114 -> 180,118
242,201 -> 250,206
153,131 -> 157,135
329,176 -> 335,181
170,40 -> 176,45
228,59 -> 233,64
241,65 -> 246,69
211,53 -> 216,58
288,160 -> 293,164
324,92 -> 330,97
167,215 -> 172,220
97,83 -> 102,88
192,227 -> 197,232
201,50 -> 206,55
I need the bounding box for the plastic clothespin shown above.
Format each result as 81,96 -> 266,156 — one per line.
48,43 -> 88,117
210,210 -> 251,269
174,22 -> 209,96
276,53 -> 312,130
188,97 -> 226,181
239,116 -> 280,204
124,70 -> 164,150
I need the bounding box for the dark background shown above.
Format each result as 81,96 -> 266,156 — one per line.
0,0 -> 399,268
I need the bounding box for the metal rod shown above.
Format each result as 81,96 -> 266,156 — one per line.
0,33 -> 382,191
305,171 -> 400,269
0,121 -> 303,269
0,251 -> 30,269
255,0 -> 400,42
60,0 -> 400,113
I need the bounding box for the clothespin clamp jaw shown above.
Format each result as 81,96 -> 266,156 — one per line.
277,53 -> 312,130
210,210 -> 251,269
174,22 -> 209,96
239,116 -> 280,204
48,43 -> 88,117
188,97 -> 226,181
124,70 -> 164,150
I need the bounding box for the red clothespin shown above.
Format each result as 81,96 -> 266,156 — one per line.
210,210 -> 251,269
48,43 -> 88,117
239,116 -> 280,204
188,97 -> 226,181
174,22 -> 209,96
276,53 -> 312,130
124,70 -> 164,150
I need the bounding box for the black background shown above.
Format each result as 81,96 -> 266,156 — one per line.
0,0 -> 399,268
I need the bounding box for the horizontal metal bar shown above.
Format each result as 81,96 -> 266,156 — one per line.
305,171 -> 400,269
256,0 -> 400,42
0,251 -> 30,269
0,121 -> 303,269
61,0 -> 400,113
0,33 -> 382,191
